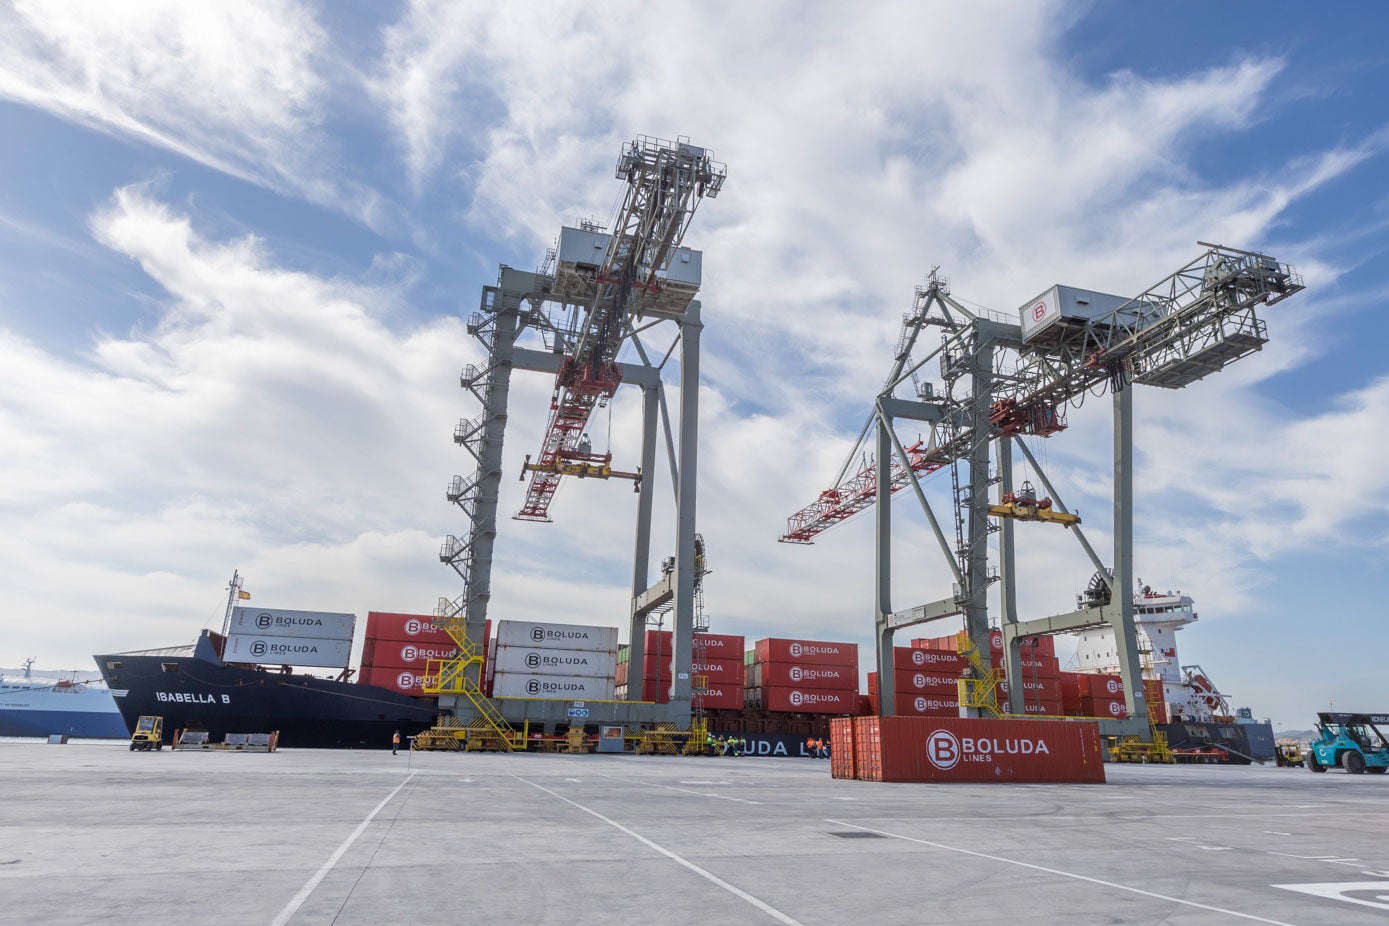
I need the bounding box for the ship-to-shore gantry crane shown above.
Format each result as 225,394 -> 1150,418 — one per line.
425,136 -> 726,743
782,245 -> 1303,737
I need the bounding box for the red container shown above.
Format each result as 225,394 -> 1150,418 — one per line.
831,717 -> 857,779
359,666 -> 429,695
756,661 -> 857,689
892,692 -> 961,716
872,669 -> 959,695
759,686 -> 859,713
689,658 -> 747,686
915,631 -> 1055,658
754,638 -> 858,668
1076,673 -> 1124,698
990,653 -> 1061,677
363,639 -> 461,671
633,656 -> 744,685
997,677 -> 1063,702
1080,696 -> 1128,719
364,612 -> 456,647
850,715 -> 1105,783
693,632 -> 744,659
893,647 -> 967,672
692,685 -> 744,711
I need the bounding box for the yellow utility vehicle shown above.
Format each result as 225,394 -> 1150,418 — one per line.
130,715 -> 164,751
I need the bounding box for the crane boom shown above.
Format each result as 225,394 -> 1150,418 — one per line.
781,244 -> 1303,543
516,137 -> 725,522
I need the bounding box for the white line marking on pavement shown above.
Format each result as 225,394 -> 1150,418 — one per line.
269,771 -> 417,926
1269,852 -> 1371,869
1274,881 -> 1389,912
592,772 -> 761,804
516,775 -> 802,925
824,819 -> 1299,926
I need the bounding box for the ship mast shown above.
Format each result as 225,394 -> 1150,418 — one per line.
219,570 -> 243,637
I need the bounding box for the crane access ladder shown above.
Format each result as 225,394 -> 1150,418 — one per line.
417,626 -> 526,751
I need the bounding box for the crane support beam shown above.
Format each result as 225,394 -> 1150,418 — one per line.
511,346 -> 662,388
1002,605 -> 1122,638
887,596 -> 964,630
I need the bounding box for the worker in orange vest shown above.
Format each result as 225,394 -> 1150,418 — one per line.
392,730 -> 401,755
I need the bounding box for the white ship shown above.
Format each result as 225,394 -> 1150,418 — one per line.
0,659 -> 128,738
1070,580 -> 1275,762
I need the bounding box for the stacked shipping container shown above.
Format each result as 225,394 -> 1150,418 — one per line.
357,612 -> 490,697
492,620 -> 618,700
615,631 -> 745,710
745,638 -> 859,714
1059,671 -> 1129,719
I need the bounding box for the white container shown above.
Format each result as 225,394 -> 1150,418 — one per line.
229,608 -> 355,641
491,672 -> 615,700
1018,285 -> 1136,344
224,634 -> 352,669
494,620 -> 619,653
492,644 -> 616,678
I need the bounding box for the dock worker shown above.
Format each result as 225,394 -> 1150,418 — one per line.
392,730 -> 401,755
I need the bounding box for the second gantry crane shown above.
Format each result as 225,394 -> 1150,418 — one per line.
782,245 -> 1303,735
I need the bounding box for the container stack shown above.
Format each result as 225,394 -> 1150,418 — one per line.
1059,671 -> 1128,719
910,629 -> 1064,716
614,631 -> 745,709
492,620 -> 618,700
866,646 -> 966,716
745,638 -> 859,714
358,612 -> 490,696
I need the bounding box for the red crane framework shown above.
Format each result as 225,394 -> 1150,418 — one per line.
515,137 -> 724,522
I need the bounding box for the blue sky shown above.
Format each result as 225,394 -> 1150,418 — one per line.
1,1 -> 1387,731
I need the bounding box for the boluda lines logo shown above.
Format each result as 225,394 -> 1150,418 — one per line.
1105,678 -> 1122,695
397,672 -> 417,689
926,728 -> 1051,769
256,612 -> 273,629
787,642 -> 844,658
927,730 -> 961,769
402,645 -> 455,662
1107,701 -> 1125,717
403,618 -> 428,636
1031,301 -> 1047,322
788,690 -> 843,708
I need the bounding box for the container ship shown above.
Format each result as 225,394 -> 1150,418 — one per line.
0,659 -> 128,738
95,580 -> 1272,759
95,627 -> 441,749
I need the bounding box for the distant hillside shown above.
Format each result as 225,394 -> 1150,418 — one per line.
1278,728 -> 1316,743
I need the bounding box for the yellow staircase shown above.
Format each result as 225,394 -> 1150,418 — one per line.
418,618 -> 521,752
954,631 -> 1005,718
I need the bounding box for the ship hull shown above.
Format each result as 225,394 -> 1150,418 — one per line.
1157,721 -> 1277,764
0,708 -> 128,738
96,653 -> 439,749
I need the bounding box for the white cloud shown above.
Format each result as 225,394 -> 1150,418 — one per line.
0,0 -> 391,226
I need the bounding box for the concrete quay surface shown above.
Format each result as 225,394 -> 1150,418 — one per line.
2,743 -> 1387,925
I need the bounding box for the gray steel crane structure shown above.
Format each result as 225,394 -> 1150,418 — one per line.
434,136 -> 726,730
782,244 -> 1303,736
